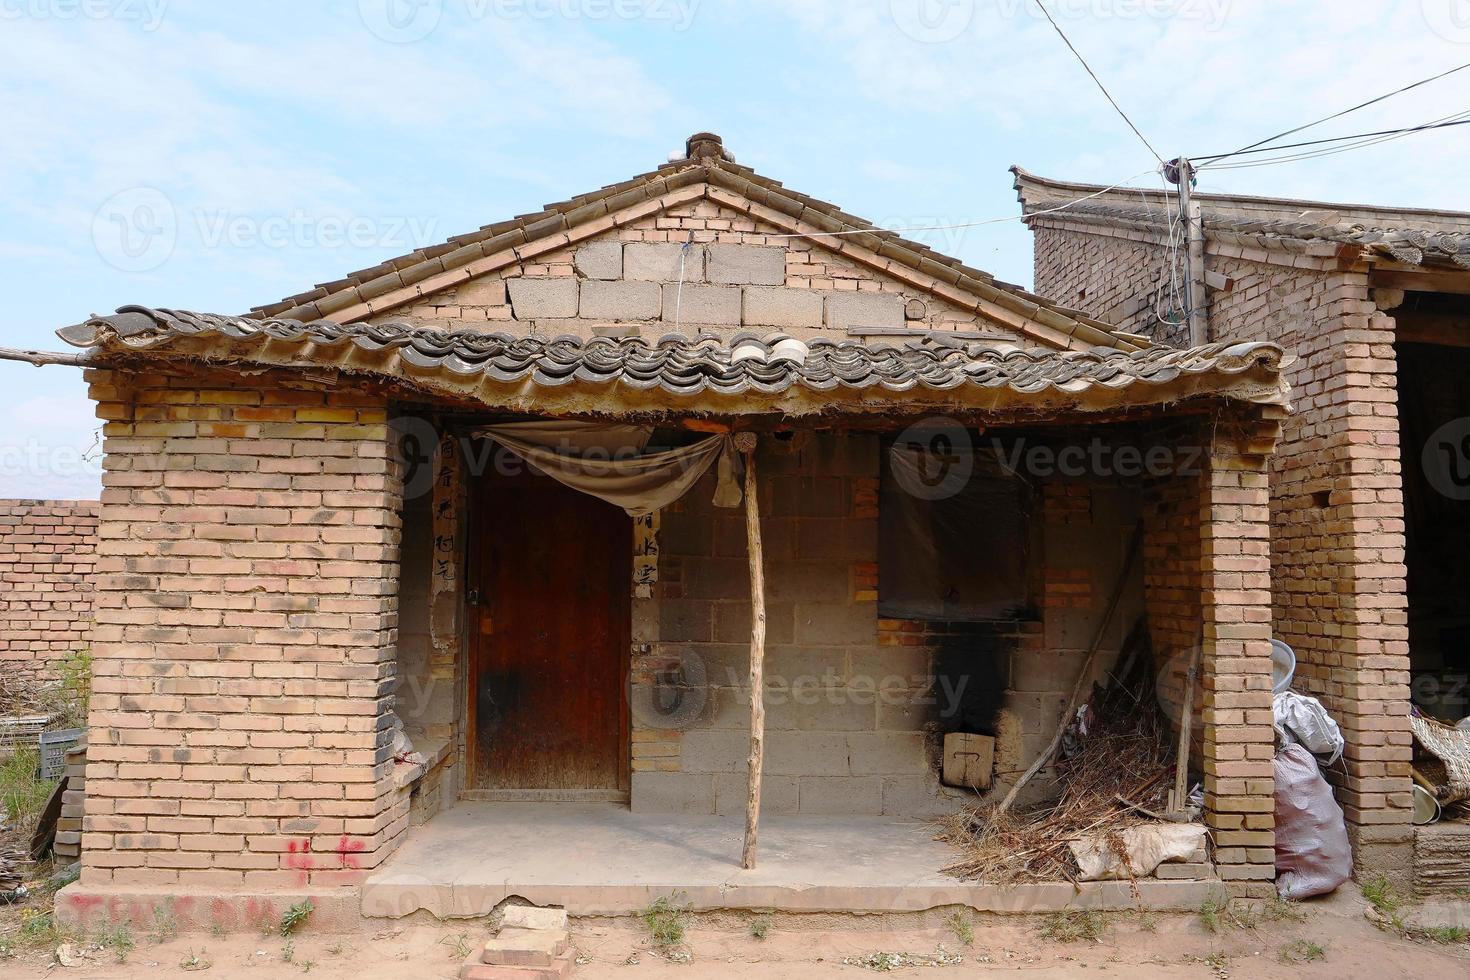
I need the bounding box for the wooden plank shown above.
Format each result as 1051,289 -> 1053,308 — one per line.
737,432 -> 766,870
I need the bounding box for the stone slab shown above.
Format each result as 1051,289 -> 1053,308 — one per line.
580,280 -> 661,320
362,804 -> 1227,919
707,244 -> 785,285
501,905 -> 569,931
825,292 -> 904,332
743,286 -> 824,329
573,242 -> 622,280
625,242 -> 703,283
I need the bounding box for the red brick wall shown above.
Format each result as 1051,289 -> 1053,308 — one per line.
1028,215 -> 1415,879
77,366 -> 406,890
0,499 -> 99,676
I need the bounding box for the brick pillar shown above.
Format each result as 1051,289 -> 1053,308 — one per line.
1201,417 -> 1280,894
74,367 -> 404,899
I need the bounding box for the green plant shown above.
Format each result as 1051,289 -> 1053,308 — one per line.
1038,910 -> 1104,943
1361,875 -> 1405,930
1198,897 -> 1258,933
946,910 -> 973,946
99,923 -> 137,963
53,650 -> 93,727
300,959 -> 316,973
280,899 -> 314,937
1279,939 -> 1326,964
1131,908 -> 1158,933
282,938 -> 295,963
641,893 -> 689,948
327,942 -> 345,956
444,933 -> 472,960
0,745 -> 56,833
749,914 -> 771,940
1410,924 -> 1469,944
152,902 -> 179,944
1261,895 -> 1307,923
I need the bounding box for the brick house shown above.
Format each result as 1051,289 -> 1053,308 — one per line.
1014,167 -> 1470,892
46,135 -> 1291,928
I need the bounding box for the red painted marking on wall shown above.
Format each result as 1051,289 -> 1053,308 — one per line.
286,838 -> 315,870
336,835 -> 366,870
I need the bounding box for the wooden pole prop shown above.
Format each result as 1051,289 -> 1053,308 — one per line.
736,432 -> 766,870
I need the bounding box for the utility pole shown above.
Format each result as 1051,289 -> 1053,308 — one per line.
1170,157 -> 1209,346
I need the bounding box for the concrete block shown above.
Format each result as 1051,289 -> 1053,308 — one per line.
881,775 -> 952,817
507,279 -> 578,319
662,284 -> 742,325
500,906 -> 568,931
625,242 -> 703,282
766,731 -> 850,776
631,772 -> 715,814
707,244 -> 785,285
742,286 -> 824,328
825,292 -> 904,332
579,280 -> 661,320
457,276 -> 507,306
1154,863 -> 1214,880
573,241 -> 622,280
799,776 -> 883,815
848,732 -> 928,776
679,730 -> 748,773
793,602 -> 877,646
714,773 -> 799,815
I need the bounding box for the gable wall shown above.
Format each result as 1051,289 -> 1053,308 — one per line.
368,199 -> 1025,343
1029,218 -> 1414,884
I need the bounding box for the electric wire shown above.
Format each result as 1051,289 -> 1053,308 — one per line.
1031,0 -> 1164,165
1197,60 -> 1470,166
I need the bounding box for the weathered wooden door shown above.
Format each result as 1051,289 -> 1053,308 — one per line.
468,449 -> 631,798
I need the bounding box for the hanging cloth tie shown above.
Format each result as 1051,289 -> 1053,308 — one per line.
476,420 -> 742,516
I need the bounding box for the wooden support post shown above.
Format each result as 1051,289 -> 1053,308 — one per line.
736,432 -> 766,870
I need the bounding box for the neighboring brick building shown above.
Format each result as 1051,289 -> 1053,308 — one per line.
42,135 -> 1290,927
1015,167 -> 1470,891
0,499 -> 99,676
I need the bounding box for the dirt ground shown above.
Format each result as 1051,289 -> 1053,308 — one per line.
1,888 -> 1468,979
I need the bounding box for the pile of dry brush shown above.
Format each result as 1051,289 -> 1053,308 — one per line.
938,633 -> 1181,884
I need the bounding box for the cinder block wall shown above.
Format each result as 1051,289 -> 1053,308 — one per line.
367,199 -> 1023,344
74,367 -> 409,895
1031,218 -> 1412,879
629,434 -> 1145,818
0,499 -> 98,677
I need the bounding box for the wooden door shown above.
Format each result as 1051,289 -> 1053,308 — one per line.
468,448 -> 632,798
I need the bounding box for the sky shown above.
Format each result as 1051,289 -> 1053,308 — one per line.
3,0 -> 1469,498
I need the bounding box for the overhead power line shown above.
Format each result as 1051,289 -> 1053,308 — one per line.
1199,110 -> 1470,172
1031,0 -> 1164,166
1199,60 -> 1470,166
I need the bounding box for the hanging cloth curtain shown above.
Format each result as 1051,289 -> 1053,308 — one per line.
477,420 -> 742,516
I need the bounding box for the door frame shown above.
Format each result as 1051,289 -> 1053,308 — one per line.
463,445 -> 632,802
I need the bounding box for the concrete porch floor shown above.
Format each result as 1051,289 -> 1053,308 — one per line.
360,803 -> 1223,919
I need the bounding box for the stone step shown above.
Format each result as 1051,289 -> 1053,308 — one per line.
501,906 -> 569,931
462,949 -> 574,980
482,928 -> 570,967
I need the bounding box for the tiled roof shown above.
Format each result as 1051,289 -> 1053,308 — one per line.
59,307 -> 1289,417
246,135 -> 1136,352
1013,166 -> 1470,270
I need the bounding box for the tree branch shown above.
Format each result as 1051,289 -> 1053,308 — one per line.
0,346 -> 96,368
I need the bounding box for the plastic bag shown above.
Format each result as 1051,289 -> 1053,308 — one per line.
1274,743 -> 1352,899
1273,691 -> 1344,765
